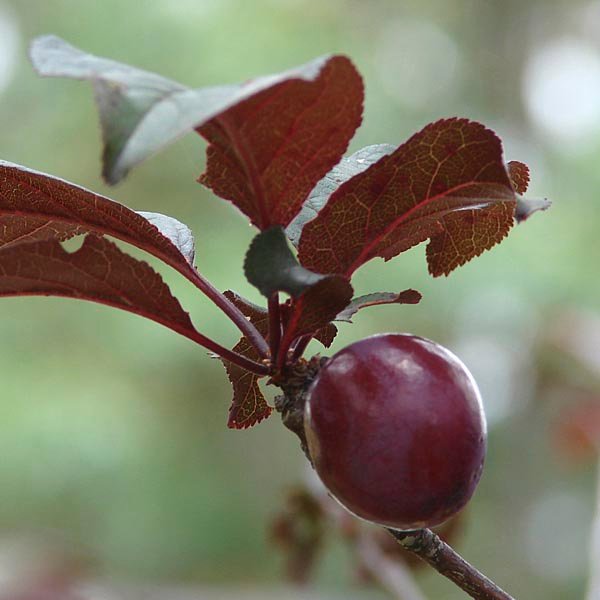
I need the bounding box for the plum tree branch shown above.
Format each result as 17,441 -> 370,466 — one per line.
388,529 -> 515,600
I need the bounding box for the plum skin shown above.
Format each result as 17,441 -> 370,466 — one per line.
304,333 -> 486,531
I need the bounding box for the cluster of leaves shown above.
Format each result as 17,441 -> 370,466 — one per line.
0,36 -> 548,429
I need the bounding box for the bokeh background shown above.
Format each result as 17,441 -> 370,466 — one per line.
0,1 -> 599,598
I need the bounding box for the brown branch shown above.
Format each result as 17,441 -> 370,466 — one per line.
389,528 -> 515,600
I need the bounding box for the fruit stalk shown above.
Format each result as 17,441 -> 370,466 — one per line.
389,528 -> 515,600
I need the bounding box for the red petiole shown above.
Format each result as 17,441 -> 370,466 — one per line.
171,320 -> 270,376
290,334 -> 313,363
188,269 -> 270,360
268,293 -> 282,361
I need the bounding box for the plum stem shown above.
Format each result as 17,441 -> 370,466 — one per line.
388,528 -> 515,600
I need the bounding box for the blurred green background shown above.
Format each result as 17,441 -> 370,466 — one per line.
1,0 -> 600,598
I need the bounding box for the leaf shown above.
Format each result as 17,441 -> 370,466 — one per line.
515,197 -> 551,223
298,118 -> 518,277
244,227 -> 323,298
31,36 -> 363,208
244,227 -> 352,350
137,211 -> 195,265
314,323 -> 338,348
508,160 -> 549,223
197,56 -> 364,229
335,289 -> 422,323
287,144 -> 395,246
424,201 -> 514,276
0,215 -> 86,250
221,291 -> 272,429
223,291 -> 268,324
0,235 -> 198,337
280,276 -> 352,352
231,291 -> 337,352
507,160 -> 530,194
30,35 -> 186,184
0,161 -> 198,280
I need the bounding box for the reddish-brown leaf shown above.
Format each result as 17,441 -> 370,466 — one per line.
314,323 -> 338,348
0,215 -> 86,250
197,56 -> 363,230
220,289 -> 339,428
280,302 -> 339,349
222,291 -> 272,429
280,276 -> 353,354
507,160 -> 530,194
298,119 -> 517,277
0,235 -> 198,337
335,289 -> 422,323
424,201 -> 514,276
287,144 -> 395,247
0,161 -> 198,279
31,37 -> 363,188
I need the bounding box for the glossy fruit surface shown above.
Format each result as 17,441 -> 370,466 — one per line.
304,333 -> 486,531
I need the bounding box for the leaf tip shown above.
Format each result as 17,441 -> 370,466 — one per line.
508,160 -> 530,195
29,34 -> 72,75
515,197 -> 551,223
101,160 -> 125,187
227,405 -> 273,429
399,289 -> 422,304
314,323 -> 338,348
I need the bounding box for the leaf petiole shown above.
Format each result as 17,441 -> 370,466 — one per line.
268,293 -> 281,361
187,269 -> 270,360
276,326 -> 297,371
178,324 -> 270,376
290,334 -> 313,363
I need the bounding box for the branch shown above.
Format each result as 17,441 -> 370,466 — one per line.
389,529 -> 515,600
